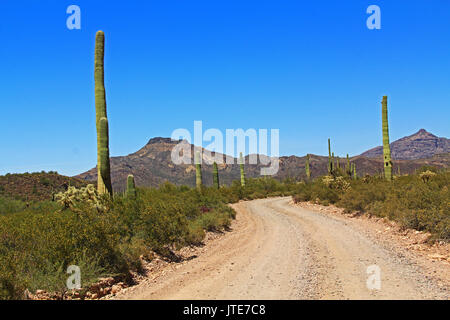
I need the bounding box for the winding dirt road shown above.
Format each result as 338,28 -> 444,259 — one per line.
118,197 -> 449,300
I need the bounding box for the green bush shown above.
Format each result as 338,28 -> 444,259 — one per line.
0,179 -> 265,299
0,196 -> 27,215
293,170 -> 450,240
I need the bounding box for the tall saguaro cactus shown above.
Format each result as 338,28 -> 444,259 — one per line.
382,96 -> 393,181
195,151 -> 202,190
352,163 -> 357,180
328,138 -> 333,174
305,154 -> 311,180
331,152 -> 335,174
213,162 -> 219,189
95,31 -> 112,195
346,154 -> 351,176
239,152 -> 246,187
126,174 -> 136,198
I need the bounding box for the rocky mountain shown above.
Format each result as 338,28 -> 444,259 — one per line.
0,172 -> 88,201
76,131 -> 450,191
360,129 -> 449,160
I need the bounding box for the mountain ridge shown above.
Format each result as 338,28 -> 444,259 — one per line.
360,129 -> 449,160
75,129 -> 450,191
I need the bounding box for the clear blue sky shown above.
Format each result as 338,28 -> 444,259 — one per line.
0,1 -> 449,176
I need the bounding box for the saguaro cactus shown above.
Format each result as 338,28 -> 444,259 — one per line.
305,154 -> 311,180
328,138 -> 333,174
346,154 -> 351,176
239,152 -> 246,187
382,96 -> 393,181
94,30 -> 112,195
352,163 -> 357,180
126,174 -> 136,198
213,162 -> 219,189
332,152 -> 335,174
195,151 -> 202,190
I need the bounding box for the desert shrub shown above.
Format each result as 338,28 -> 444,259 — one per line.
0,196 -> 27,215
0,206 -> 128,299
185,222 -> 206,245
0,180 -> 246,299
39,177 -> 51,186
293,169 -> 450,240
0,175 -> 345,299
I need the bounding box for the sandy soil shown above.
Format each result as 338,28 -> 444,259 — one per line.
115,197 -> 449,300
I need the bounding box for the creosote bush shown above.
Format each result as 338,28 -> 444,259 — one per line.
293,168 -> 449,241
0,178 -> 295,299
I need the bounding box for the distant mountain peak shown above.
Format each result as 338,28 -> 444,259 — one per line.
408,129 -> 437,138
360,129 -> 449,160
75,132 -> 450,191
146,137 -> 179,145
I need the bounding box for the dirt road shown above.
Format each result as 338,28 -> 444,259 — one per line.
118,197 -> 449,300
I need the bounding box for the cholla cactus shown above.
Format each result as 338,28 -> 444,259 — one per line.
419,170 -> 436,183
55,184 -> 105,212
322,175 -> 350,191
55,186 -> 79,209
322,175 -> 334,187
362,174 -> 372,183
335,176 -> 350,190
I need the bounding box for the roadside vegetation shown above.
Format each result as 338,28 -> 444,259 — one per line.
0,168 -> 448,299
0,177 -> 297,299
293,167 -> 450,241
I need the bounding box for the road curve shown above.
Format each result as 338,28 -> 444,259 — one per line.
118,197 -> 449,300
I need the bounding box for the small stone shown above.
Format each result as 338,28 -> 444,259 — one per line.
111,285 -> 121,294
428,254 -> 447,260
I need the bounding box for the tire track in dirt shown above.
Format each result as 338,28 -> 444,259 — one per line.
117,197 -> 449,300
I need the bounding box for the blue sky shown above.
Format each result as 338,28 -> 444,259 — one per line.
0,1 -> 449,176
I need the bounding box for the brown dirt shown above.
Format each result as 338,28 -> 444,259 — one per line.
114,197 -> 449,300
